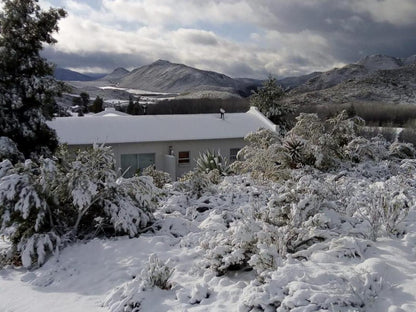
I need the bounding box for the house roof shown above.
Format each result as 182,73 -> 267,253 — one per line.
47,107 -> 278,145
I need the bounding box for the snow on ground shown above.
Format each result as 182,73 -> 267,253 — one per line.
2,166 -> 416,312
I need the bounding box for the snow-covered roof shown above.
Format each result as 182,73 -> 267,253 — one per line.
47,107 -> 278,145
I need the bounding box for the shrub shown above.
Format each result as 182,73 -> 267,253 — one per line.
233,111 -> 364,178
141,254 -> 174,290
105,254 -> 174,312
175,170 -> 215,198
0,145 -> 158,267
196,150 -> 230,176
141,165 -> 171,188
231,128 -> 284,181
201,173 -> 334,276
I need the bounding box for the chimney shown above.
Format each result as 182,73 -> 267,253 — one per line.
220,108 -> 225,120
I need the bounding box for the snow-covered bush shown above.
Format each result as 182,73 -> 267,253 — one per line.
353,179 -> 411,241
286,111 -> 362,170
344,135 -> 389,162
105,254 -> 174,312
0,145 -> 158,267
201,173 -> 340,276
141,165 -> 171,188
140,254 -> 174,290
389,141 -> 416,159
175,170 -> 216,198
231,128 -> 284,181
0,137 -> 24,164
241,259 -> 386,312
232,112 -> 366,181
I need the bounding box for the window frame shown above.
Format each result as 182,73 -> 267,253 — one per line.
178,151 -> 190,165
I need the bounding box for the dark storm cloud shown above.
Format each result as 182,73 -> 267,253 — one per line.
249,0 -> 416,64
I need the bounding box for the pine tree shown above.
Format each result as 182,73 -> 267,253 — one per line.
80,92 -> 90,113
250,75 -> 294,131
0,0 -> 66,160
90,96 -> 104,113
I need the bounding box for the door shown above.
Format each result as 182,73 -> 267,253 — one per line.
120,153 -> 155,178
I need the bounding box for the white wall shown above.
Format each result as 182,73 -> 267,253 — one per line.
68,138 -> 245,179
110,138 -> 245,179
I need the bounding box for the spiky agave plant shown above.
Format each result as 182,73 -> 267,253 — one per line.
196,150 -> 231,175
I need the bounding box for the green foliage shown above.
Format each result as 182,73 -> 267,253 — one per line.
196,150 -> 230,176
232,111 -> 367,180
141,165 -> 171,188
0,0 -> 67,159
177,170 -> 214,198
90,96 -> 104,113
126,96 -> 141,115
79,92 -> 90,113
250,75 -> 294,131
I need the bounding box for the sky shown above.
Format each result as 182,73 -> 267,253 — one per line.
37,0 -> 416,79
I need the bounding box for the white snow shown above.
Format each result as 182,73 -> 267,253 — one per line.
2,163 -> 416,312
47,107 -> 278,145
99,86 -> 175,96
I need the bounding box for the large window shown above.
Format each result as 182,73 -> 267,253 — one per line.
178,151 -> 190,165
121,153 -> 155,177
229,148 -> 241,162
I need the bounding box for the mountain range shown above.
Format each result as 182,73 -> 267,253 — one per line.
281,54 -> 416,107
55,54 -> 416,105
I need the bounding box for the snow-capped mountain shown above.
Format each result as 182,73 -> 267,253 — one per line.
288,54 -> 416,94
283,62 -> 416,107
281,54 -> 416,106
117,60 -> 261,95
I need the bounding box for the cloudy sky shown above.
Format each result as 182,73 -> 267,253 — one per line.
39,0 -> 416,78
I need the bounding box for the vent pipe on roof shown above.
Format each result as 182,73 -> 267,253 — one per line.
141,104 -> 148,115
220,108 -> 225,120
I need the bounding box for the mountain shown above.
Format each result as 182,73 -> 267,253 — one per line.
100,67 -> 130,82
54,68 -> 98,81
117,60 -> 260,95
278,72 -> 321,90
282,54 -> 416,94
282,61 -> 416,107
356,54 -> 403,71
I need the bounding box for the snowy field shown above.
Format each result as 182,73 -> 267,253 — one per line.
2,159 -> 416,312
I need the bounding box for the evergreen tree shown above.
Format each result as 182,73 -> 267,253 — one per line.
250,75 -> 294,131
90,96 -> 104,113
126,95 -> 141,115
0,0 -> 66,159
80,92 -> 90,113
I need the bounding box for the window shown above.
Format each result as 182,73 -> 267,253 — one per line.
229,148 -> 240,162
178,151 -> 190,164
121,153 -> 155,177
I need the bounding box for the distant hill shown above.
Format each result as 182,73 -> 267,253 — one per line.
54,68 -> 99,81
282,57 -> 416,107
117,60 -> 261,95
278,72 -> 321,90
286,54 -> 416,95
100,67 -> 130,82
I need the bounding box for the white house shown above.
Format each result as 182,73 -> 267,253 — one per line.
47,107 -> 277,179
